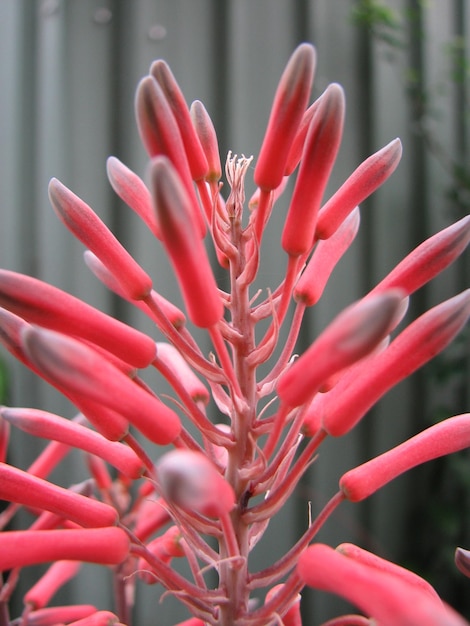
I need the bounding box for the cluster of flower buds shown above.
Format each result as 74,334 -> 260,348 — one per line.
0,42 -> 469,625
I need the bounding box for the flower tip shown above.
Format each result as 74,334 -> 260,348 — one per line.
455,547 -> 470,578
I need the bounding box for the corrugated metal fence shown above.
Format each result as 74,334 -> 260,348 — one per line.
0,0 -> 469,623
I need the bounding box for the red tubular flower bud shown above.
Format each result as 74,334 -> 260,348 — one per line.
135,76 -> 205,237
294,207 -> 360,306
106,156 -> 160,237
24,560 -> 81,609
21,605 -> 97,626
156,342 -> 209,404
340,414 -> 470,501
83,250 -> 186,329
22,326 -> 181,446
68,611 -> 122,626
254,43 -> 316,191
133,497 -> 170,542
150,157 -> 224,328
190,100 -> 222,182
277,291 -> 404,408
1,407 -> 144,479
265,584 -> 301,626
27,441 -> 71,480
321,289 -> 470,436
369,214 -> 470,298
282,83 -> 345,256
315,138 -> 402,240
0,527 -> 129,571
0,270 -> 156,368
157,450 -> 235,518
0,412 -> 9,464
298,544 -> 469,626
0,461 -> 118,527
284,97 -> 323,176
336,543 -> 440,601
49,178 -> 152,301
151,60 -> 209,182
138,525 -> 184,584
455,547 -> 470,579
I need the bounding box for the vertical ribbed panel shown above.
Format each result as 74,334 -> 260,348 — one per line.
0,1 -> 468,623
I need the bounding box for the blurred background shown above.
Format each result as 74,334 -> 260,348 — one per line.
0,0 -> 469,623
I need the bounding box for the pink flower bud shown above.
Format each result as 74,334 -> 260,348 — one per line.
336,543 -> 440,601
157,450 -> 235,518
265,585 -> 301,626
284,96 -> 323,176
315,138 -> 402,240
0,527 -> 129,570
0,270 -> 156,368
0,412 -> 9,463
21,326 -> 180,445
83,250 -> 186,329
20,605 -> 96,626
0,461 -> 118,527
254,43 -> 316,191
370,214 -> 470,298
1,407 -> 144,479
68,611 -> 122,626
321,289 -> 470,436
135,76 -> 205,237
340,414 -> 470,501
150,157 -> 224,328
48,178 -> 152,300
298,543 -> 469,626
27,440 -> 71,480
294,207 -> 360,306
455,547 -> 470,579
282,83 -> 345,256
151,60 -> 209,182
24,560 -> 81,609
277,291 -> 403,408
106,156 -> 160,237
190,100 -> 222,182
156,342 -> 209,404
138,525 -> 184,584
133,497 -> 170,542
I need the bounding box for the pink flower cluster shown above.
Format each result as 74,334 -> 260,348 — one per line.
0,43 -> 469,625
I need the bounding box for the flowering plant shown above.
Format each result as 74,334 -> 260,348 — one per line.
0,42 -> 469,626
